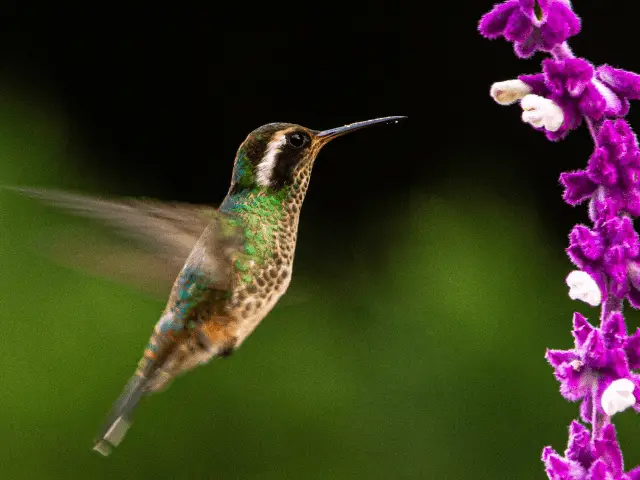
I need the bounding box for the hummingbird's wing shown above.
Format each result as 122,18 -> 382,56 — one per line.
10,187 -> 249,456
7,186 -> 233,296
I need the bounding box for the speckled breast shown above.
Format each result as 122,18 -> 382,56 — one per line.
223,169 -> 310,345
228,206 -> 302,345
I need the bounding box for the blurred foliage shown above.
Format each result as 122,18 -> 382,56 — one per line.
4,90 -> 640,480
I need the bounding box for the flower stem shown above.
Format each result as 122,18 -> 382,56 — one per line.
551,42 -> 575,61
602,285 -> 623,326
591,382 -> 601,441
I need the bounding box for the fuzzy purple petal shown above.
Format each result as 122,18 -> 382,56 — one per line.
632,376 -> 640,414
560,171 -> 597,205
585,268 -> 608,303
607,348 -> 631,378
602,312 -> 627,349
519,73 -> 551,96
514,35 -> 539,58
540,12 -> 571,50
578,83 -> 607,120
603,246 -> 629,297
590,194 -> 624,224
587,459 -> 612,480
599,120 -> 625,150
572,312 -> 595,348
543,58 -> 594,97
583,330 -> 607,369
557,98 -> 584,131
504,9 -> 535,42
557,362 -> 589,401
567,59 -> 595,97
565,420 -> 594,469
547,348 -> 579,367
554,2 -> 581,37
593,424 -> 624,477
569,225 -> 605,263
587,148 -> 617,187
600,216 -> 640,254
597,65 -> 640,101
543,448 -> 586,480
624,189 -> 640,217
627,284 -> 640,309
620,164 -> 640,186
580,393 -> 592,424
517,0 -> 539,19
543,58 -> 570,96
478,1 -> 521,39
624,329 -> 640,369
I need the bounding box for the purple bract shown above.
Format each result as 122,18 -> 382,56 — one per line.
543,423 -> 640,480
479,0 -> 581,58
545,311 -> 640,421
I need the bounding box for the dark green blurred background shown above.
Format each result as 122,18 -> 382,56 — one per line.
3,1 -> 640,479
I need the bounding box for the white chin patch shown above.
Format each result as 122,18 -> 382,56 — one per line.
257,133 -> 287,187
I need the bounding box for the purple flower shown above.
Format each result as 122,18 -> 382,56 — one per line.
480,2 -> 640,477
542,422 -> 640,479
597,66 -> 640,116
519,59 -> 626,140
545,312 -> 637,420
560,120 -> 640,218
567,217 -> 640,305
479,0 -> 581,58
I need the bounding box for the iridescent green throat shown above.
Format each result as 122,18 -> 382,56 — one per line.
220,186 -> 293,282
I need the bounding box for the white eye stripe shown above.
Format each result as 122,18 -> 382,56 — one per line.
256,133 -> 287,187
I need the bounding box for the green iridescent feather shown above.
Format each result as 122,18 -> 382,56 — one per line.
223,186 -> 291,281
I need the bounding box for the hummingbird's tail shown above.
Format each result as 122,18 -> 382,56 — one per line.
92,373 -> 148,457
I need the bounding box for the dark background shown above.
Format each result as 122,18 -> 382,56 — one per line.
2,1 -> 640,479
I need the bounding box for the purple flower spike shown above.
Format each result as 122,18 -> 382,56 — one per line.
479,0 -> 581,58
544,58 -> 594,97
598,65 -> 640,116
518,58 -> 628,140
567,217 -> 640,304
590,121 -> 640,200
542,422 -> 639,479
546,312 -> 634,417
480,2 -> 640,477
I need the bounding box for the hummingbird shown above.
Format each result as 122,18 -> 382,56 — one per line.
12,116 -> 405,456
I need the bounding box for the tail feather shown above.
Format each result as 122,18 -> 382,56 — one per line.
93,374 -> 147,456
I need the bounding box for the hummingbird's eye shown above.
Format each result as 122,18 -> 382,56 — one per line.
287,132 -> 308,149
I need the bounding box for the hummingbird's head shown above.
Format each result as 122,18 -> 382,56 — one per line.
229,116 -> 406,193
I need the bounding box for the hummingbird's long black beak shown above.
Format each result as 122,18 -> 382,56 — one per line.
315,116 -> 407,143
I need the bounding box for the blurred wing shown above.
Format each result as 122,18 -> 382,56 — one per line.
11,187 -> 214,258
9,186 -> 238,297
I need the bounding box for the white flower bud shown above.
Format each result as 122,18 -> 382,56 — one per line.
566,270 -> 601,307
601,378 -> 636,416
490,80 -> 533,105
521,94 -> 564,132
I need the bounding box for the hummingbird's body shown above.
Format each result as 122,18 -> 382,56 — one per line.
12,116 -> 404,456
141,153 -> 308,393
